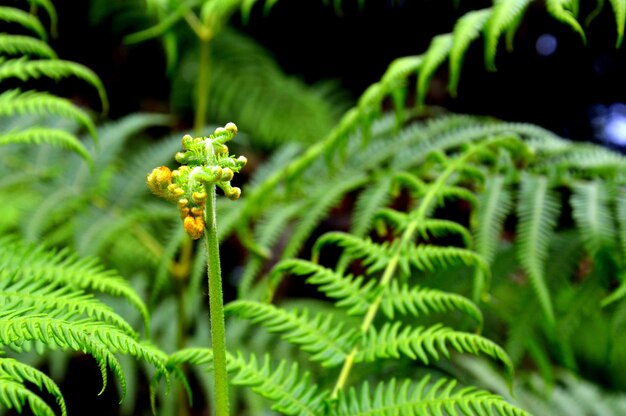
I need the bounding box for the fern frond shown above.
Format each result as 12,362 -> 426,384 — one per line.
0,127 -> 91,164
356,322 -> 513,373
28,0 -> 58,37
546,0 -> 586,42
227,352 -> 327,416
335,377 -> 530,416
415,218 -> 473,247
472,175 -> 513,264
0,237 -> 150,331
0,57 -> 108,113
226,300 -> 355,367
449,9 -> 492,96
484,0 -> 532,70
0,34 -> 56,58
0,281 -> 135,336
380,281 -> 483,326
0,89 -> 96,139
351,176 -> 393,238
571,181 -> 616,257
0,6 -> 47,40
416,34 -> 452,106
269,259 -> 373,315
0,377 -> 56,416
608,0 -> 626,47
0,356 -> 66,416
516,174 -> 561,326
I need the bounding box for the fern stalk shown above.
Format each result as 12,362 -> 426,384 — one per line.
204,184 -> 230,416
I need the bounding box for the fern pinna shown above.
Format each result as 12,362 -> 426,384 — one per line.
0,1 -> 105,163
0,237 -> 168,416
156,135 -> 531,415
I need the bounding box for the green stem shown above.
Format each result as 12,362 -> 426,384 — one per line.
194,35 -> 211,134
205,185 -> 230,416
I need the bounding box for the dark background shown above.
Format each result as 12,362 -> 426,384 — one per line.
49,1 -> 626,146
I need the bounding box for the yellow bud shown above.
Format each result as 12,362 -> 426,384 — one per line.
147,166 -> 173,199
179,207 -> 190,219
214,127 -> 226,136
221,168 -> 234,182
178,198 -> 189,208
225,122 -> 237,135
191,206 -> 204,217
237,156 -> 247,167
227,187 -> 241,200
183,216 -> 204,240
192,191 -> 207,203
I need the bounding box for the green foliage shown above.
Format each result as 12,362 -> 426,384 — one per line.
0,237 -> 167,415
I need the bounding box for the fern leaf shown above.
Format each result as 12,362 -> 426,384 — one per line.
0,378 -> 55,416
269,259 -> 373,315
546,0 -> 587,42
0,57 -> 108,113
380,281 -> 483,326
0,34 -> 56,58
356,322 -> 513,374
28,0 -> 58,37
472,175 -> 513,264
608,0 -> 626,47
516,174 -> 560,326
0,281 -> 136,336
415,218 -> 473,247
351,176 -> 393,238
571,181 -> 616,257
449,9 -> 492,96
0,6 -> 47,40
0,127 -> 92,164
225,300 -> 355,367
484,0 -> 532,71
0,237 -> 150,332
0,356 -> 66,416
227,352 -> 327,416
0,89 -> 96,139
335,377 -> 530,416
416,34 -> 452,106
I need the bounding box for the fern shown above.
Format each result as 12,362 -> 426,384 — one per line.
545,0 -> 586,42
0,127 -> 92,165
335,377 -> 530,416
0,34 -> 56,58
0,6 -> 47,40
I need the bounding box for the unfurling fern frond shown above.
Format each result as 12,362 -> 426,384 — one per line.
335,377 -> 530,416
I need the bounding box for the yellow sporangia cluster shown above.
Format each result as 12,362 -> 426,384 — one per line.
147,123 -> 246,239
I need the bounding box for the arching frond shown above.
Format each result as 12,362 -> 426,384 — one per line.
0,89 -> 96,139
416,34 -> 452,106
351,176 -> 393,238
516,174 -> 561,326
28,0 -> 58,37
225,300 -> 355,367
0,6 -> 47,40
227,352 -> 327,416
0,127 -> 91,164
546,0 -> 586,41
0,57 -> 108,113
0,34 -> 56,58
0,377 -> 56,416
484,0 -> 532,70
449,9 -> 492,96
269,259 -> 374,315
380,281 -> 483,326
608,0 -> 626,47
0,237 -> 149,331
357,322 -> 513,374
0,356 -> 66,416
335,377 -> 530,416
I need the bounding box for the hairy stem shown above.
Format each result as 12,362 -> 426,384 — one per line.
205,185 -> 230,416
